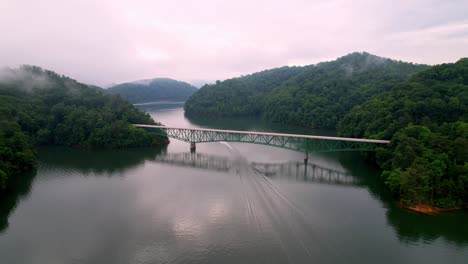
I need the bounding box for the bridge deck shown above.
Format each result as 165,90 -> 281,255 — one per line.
133,124 -> 390,144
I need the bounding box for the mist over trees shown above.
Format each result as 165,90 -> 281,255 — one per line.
106,78 -> 198,104
0,66 -> 168,191
1,53 -> 467,208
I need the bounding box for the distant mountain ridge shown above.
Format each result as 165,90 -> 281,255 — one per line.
106,78 -> 198,104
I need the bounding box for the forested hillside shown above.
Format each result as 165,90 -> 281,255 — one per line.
263,53 -> 428,128
185,52 -> 428,129
0,66 -> 168,191
107,78 -> 197,103
185,52 -> 468,208
184,66 -> 304,116
339,59 -> 468,207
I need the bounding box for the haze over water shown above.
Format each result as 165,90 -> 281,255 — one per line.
0,103 -> 467,263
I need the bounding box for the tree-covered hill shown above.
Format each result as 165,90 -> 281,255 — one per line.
0,65 -> 168,191
338,58 -> 468,207
263,52 -> 428,128
106,78 -> 198,104
184,52 -> 428,128
184,66 -> 304,116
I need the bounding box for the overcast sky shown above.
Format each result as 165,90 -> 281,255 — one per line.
1,0 -> 467,87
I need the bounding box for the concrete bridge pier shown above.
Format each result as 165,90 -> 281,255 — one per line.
190,142 -> 196,153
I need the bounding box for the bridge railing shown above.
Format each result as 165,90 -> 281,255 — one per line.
134,124 -> 390,153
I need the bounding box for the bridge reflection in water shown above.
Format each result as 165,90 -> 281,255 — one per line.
252,161 -> 358,186
153,152 -> 360,187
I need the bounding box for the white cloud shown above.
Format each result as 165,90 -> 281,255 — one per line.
0,0 -> 467,86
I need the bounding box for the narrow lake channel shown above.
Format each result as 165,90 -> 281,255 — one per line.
1,103 -> 467,263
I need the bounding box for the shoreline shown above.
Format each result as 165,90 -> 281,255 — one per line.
401,203 -> 468,215
133,101 -> 185,106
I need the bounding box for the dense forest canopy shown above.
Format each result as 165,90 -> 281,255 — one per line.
263,53 -> 428,128
185,66 -> 304,116
186,52 -> 468,208
185,52 -> 428,129
339,59 -> 468,207
106,78 -> 198,103
0,66 -> 168,191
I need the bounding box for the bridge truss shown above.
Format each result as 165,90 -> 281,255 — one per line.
134,124 -> 390,154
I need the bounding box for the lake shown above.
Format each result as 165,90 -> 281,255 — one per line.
1,103 -> 467,263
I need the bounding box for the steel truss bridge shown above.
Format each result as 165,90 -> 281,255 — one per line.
134,124 -> 390,155
152,153 -> 361,187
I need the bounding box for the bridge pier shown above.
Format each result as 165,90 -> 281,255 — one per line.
190,142 -> 196,153
304,162 -> 308,180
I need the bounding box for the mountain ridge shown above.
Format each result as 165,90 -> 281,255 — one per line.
106,78 -> 198,104
184,52 -> 429,129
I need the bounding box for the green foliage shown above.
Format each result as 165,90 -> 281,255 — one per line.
185,52 -> 468,207
263,52 -> 428,128
185,66 -> 304,117
185,52 -> 428,129
106,78 -> 198,103
0,121 -> 36,189
0,65 -> 168,190
339,58 -> 468,207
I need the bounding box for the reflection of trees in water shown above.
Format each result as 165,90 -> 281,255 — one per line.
135,102 -> 184,112
3,148 -> 467,245
38,145 -> 167,175
336,152 -> 468,246
0,145 -> 167,234
386,204 -> 468,247
0,171 -> 36,233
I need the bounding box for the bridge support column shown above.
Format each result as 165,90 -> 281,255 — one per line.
296,163 -> 299,179
304,162 -> 308,180
190,142 -> 196,153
